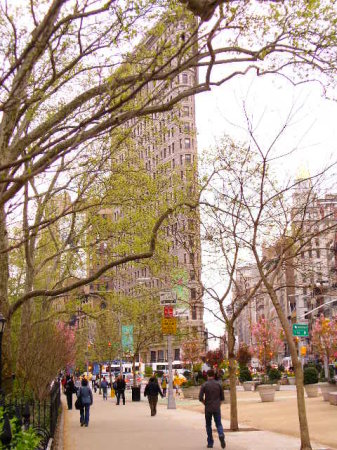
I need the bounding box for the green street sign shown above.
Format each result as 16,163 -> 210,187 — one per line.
292,323 -> 309,337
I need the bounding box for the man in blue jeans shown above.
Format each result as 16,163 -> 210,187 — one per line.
199,369 -> 226,449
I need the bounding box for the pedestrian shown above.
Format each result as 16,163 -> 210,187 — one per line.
199,369 -> 226,449
115,374 -> 126,405
91,374 -> 96,388
161,376 -> 167,398
101,377 -> 108,400
77,378 -> 93,427
74,376 -> 81,392
144,377 -> 163,416
61,375 -> 67,394
65,375 -> 76,410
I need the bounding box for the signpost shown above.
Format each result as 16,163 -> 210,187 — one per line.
292,323 -> 309,337
164,306 -> 174,318
160,290 -> 177,410
161,317 -> 177,334
160,290 -> 177,306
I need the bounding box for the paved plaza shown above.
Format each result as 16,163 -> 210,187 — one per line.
61,388 -> 337,450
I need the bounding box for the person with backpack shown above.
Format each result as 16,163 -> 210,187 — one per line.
144,377 -> 164,416
115,375 -> 126,405
77,378 -> 93,427
199,369 -> 226,449
101,377 -> 108,400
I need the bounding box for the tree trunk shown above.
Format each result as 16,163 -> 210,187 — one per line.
0,204 -> 11,389
132,355 -> 137,387
265,286 -> 312,450
228,324 -> 239,431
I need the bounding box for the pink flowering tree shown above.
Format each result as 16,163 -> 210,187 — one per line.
251,317 -> 283,371
311,315 -> 337,368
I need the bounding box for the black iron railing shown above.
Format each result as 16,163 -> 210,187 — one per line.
0,381 -> 61,449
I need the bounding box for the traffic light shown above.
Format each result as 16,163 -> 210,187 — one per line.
300,346 -> 307,356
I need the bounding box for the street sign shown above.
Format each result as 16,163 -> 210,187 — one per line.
160,290 -> 177,306
164,306 -> 174,318
161,317 -> 177,335
292,323 -> 309,337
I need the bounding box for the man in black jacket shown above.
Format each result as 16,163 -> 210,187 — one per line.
115,375 -> 126,405
199,369 -> 226,449
144,377 -> 163,416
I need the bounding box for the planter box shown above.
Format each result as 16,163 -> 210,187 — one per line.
328,392 -> 337,405
304,384 -> 319,398
257,385 -> 276,402
182,386 -> 200,400
243,381 -> 254,391
319,383 -> 337,401
288,377 -> 296,385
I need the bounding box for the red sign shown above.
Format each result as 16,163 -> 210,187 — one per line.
164,306 -> 174,318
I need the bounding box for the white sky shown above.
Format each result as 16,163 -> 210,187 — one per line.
195,71 -> 337,347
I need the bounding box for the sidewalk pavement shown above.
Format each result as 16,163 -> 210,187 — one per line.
62,390 -> 334,450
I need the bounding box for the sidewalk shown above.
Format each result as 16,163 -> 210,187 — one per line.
62,391 -> 334,450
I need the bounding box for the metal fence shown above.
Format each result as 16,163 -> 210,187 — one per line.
0,381 -> 61,449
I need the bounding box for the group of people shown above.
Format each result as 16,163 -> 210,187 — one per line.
61,369 -> 226,448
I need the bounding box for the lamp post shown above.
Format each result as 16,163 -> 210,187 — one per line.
0,313 -> 6,393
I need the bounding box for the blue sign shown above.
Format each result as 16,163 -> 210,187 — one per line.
122,325 -> 134,352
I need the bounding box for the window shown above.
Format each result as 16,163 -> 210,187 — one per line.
150,351 -> 156,362
190,270 -> 195,281
191,305 -> 197,320
158,350 -> 164,362
189,253 -> 195,264
183,106 -> 189,116
180,170 -> 184,180
191,288 -> 196,300
174,349 -> 180,360
172,159 -> 175,168
184,123 -> 190,133
180,139 -> 182,149
184,138 -> 191,149
182,73 -> 188,84
185,153 -> 192,163
316,249 -> 320,258
184,253 -> 187,263
180,155 -> 183,165
172,142 -> 174,153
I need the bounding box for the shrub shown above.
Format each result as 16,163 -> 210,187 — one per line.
239,366 -> 252,383
268,368 -> 281,382
303,367 -> 318,385
145,366 -> 153,377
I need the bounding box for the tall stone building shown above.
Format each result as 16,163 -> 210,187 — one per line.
87,17 -> 205,368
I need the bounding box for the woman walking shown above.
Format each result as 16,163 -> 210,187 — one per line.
77,378 -> 93,427
144,377 -> 164,416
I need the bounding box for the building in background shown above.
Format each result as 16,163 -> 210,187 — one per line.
86,17 -> 205,370
234,176 -> 337,364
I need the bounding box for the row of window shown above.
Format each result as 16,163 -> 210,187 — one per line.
150,349 -> 181,362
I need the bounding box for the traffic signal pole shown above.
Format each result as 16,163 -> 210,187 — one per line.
167,334 -> 176,409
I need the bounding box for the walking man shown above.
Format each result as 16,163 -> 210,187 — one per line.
199,369 -> 226,449
115,375 -> 126,405
101,377 -> 108,400
144,377 -> 164,416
